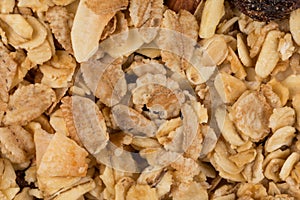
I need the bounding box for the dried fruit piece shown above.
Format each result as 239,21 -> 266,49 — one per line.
199,0 -> 224,38
255,30 -> 282,78
129,0 -> 163,42
46,6 -> 73,53
71,0 -> 115,62
232,0 -> 300,21
3,84 -> 56,126
37,132 -> 89,177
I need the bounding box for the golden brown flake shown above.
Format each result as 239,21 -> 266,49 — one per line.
46,6 -> 73,53
3,84 -> 56,126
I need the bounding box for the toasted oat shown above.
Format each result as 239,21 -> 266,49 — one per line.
0,41 -> 17,104
27,40 -> 52,64
37,132 -> 88,177
16,16 -> 48,50
46,6 -> 73,53
264,158 -> 285,182
39,50 -> 76,88
81,54 -> 127,107
214,72 -> 247,104
265,126 -> 296,153
0,158 -> 19,199
279,152 -> 300,181
267,79 -> 290,106
126,184 -> 158,200
132,84 -> 180,119
0,126 -> 34,165
52,0 -> 76,6
278,33 -> 295,61
3,84 -> 56,126
158,9 -> 198,74
199,0 -> 224,38
172,182 -> 208,200
255,30 -> 282,78
282,75 -> 300,99
260,84 -> 282,108
229,91 -> 272,142
112,104 -> 157,137
61,96 -> 109,154
290,8 -> 300,46
17,0 -> 53,12
129,0 -> 163,42
0,0 -> 15,13
199,35 -> 228,66
52,179 -> 95,200
115,177 -> 135,200
215,107 -> 246,147
237,33 -> 253,67
269,107 -> 295,132
85,0 -> 128,15
292,94 -> 300,130
0,14 -> 33,40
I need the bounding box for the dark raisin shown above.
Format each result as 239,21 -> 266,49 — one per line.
231,0 -> 300,21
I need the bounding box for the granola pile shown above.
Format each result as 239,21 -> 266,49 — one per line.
0,0 -> 300,199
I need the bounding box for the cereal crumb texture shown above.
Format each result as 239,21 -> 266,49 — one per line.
0,0 -> 300,199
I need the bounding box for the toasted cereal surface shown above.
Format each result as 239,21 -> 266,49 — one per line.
1,0 -> 300,199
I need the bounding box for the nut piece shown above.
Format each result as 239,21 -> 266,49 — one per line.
255,30 -> 282,78
214,72 -> 247,104
290,8 -> 300,46
229,91 -> 272,142
199,0 -> 224,38
71,0 -> 115,62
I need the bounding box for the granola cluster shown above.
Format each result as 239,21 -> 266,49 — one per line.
0,0 -> 300,199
